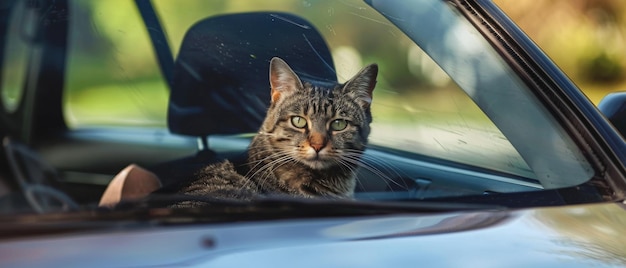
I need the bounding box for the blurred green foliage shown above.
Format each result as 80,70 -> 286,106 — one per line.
64,0 -> 459,127
64,0 -> 626,129
583,52 -> 623,82
64,0 -> 520,173
494,0 -> 626,104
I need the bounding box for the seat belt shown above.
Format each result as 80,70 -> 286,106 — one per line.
135,0 -> 174,88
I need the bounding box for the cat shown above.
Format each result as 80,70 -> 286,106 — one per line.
173,57 -> 378,207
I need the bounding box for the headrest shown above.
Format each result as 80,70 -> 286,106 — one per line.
599,92 -> 626,136
168,12 -> 337,136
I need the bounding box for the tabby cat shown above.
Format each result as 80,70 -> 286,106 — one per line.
176,57 -> 378,205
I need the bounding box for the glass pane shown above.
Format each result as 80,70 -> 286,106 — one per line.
63,0 -> 595,192
64,0 -> 168,128
1,1 -> 30,112
152,0 -> 534,178
369,0 -> 593,188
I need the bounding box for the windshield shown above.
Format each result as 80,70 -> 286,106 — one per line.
66,0 -> 537,176
0,0 -> 600,216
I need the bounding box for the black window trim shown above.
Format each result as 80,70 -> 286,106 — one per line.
450,0 -> 626,202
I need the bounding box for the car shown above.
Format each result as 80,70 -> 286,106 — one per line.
1,0 -> 626,267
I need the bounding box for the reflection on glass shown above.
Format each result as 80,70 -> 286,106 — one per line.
1,1 -> 30,112
536,204 -> 626,266
64,0 -> 532,179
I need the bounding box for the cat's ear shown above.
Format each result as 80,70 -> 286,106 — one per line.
269,57 -> 303,104
343,63 -> 378,108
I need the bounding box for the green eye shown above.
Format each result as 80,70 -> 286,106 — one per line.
291,116 -> 307,128
330,119 -> 348,131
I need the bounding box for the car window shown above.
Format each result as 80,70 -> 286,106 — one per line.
369,0 -> 594,188
1,1 -> 31,112
64,0 -> 168,128
158,0 -> 534,179
62,0 -> 596,194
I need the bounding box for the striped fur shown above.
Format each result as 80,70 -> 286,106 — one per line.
177,57 -> 377,203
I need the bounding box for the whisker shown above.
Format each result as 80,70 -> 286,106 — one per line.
342,148 -> 408,184
244,154 -> 294,191
340,153 -> 408,191
332,158 -> 364,194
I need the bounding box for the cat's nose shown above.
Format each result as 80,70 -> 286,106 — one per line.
310,142 -> 324,152
309,133 -> 327,152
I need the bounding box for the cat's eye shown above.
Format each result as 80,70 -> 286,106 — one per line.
291,116 -> 307,128
330,119 -> 348,131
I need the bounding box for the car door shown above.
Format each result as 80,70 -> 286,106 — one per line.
0,0 -> 198,204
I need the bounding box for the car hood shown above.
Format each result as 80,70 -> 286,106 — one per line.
1,202 -> 625,267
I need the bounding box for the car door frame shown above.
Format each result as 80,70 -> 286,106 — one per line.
452,0 -> 626,200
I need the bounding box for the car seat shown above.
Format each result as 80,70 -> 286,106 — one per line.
598,92 -> 626,138
151,12 -> 338,189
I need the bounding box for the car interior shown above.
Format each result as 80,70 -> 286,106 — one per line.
1,0 -> 608,215
152,12 -> 339,188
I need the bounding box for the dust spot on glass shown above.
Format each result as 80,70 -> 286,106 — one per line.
269,14 -> 311,29
328,7 -> 335,16
302,34 -> 335,73
377,10 -> 407,22
179,60 -> 203,82
337,0 -> 367,11
433,138 -> 448,152
348,12 -> 394,27
326,24 -> 336,36
301,0 -> 312,8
